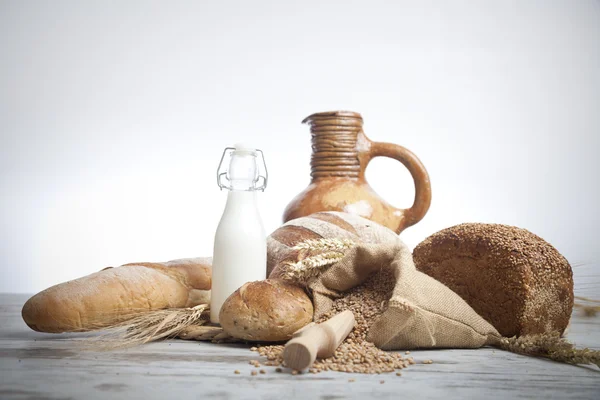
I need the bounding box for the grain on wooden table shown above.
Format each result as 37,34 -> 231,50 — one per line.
254,268 -> 410,374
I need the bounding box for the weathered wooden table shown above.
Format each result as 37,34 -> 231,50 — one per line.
0,293 -> 598,399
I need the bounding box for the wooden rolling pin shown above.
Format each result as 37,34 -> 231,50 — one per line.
283,310 -> 356,371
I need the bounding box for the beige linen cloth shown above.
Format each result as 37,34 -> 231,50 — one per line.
308,241 -> 503,350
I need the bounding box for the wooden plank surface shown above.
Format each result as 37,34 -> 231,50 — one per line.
0,293 -> 598,400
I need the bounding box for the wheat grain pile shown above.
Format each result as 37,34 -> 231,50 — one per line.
252,267 -> 416,374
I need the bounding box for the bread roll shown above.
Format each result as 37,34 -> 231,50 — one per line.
221,212 -> 397,341
268,211 -> 400,278
22,257 -> 212,333
413,223 -> 573,337
219,280 -> 313,341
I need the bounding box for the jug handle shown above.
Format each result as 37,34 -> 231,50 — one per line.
368,141 -> 432,232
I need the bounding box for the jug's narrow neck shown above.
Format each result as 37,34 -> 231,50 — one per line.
304,112 -> 364,180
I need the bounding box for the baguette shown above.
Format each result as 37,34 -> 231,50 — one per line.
22,257 -> 211,333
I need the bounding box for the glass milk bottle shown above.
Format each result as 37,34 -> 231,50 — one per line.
210,144 -> 268,323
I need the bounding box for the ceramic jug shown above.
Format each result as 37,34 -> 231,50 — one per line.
283,111 -> 432,234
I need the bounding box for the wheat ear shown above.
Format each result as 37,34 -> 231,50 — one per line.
84,304 -> 209,350
292,238 -> 355,252
280,238 -> 355,284
499,333 -> 600,367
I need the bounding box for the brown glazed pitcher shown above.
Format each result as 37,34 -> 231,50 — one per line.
283,111 -> 432,234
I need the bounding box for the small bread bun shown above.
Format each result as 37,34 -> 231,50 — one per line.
219,280 -> 313,342
413,223 -> 573,337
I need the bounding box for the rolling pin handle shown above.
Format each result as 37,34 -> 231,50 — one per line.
282,310 -> 356,371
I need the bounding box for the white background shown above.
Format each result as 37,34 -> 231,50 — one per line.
1,1 -> 598,296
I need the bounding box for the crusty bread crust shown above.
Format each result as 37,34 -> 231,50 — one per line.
219,279 -> 313,341
413,223 -> 573,337
268,212 -> 400,278
22,258 -> 212,333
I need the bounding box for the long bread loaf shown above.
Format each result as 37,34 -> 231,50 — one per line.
22,258 -> 212,333
267,211 -> 400,278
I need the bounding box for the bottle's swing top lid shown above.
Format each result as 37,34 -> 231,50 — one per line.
217,144 -> 268,191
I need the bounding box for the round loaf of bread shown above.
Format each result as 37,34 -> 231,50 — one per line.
219,280 -> 313,342
413,223 -> 573,337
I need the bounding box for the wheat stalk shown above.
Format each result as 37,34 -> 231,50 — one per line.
575,296 -> 600,304
84,304 -> 209,350
293,238 -> 355,252
573,295 -> 600,317
574,303 -> 600,317
499,333 -> 600,367
178,325 -> 224,341
280,238 -> 355,284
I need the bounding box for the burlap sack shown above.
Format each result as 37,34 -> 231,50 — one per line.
309,241 -> 503,350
